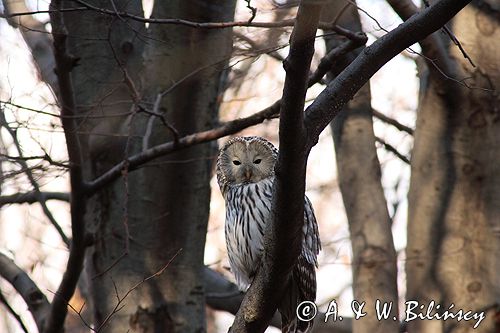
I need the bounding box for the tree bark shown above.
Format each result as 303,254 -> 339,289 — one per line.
59,1 -> 235,332
407,2 -> 500,332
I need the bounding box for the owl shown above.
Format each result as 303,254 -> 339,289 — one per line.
216,136 -> 321,333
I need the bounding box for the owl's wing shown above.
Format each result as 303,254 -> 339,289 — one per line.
302,195 -> 321,267
280,196 -> 320,333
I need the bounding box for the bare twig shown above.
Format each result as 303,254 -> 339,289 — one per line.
375,136 -> 411,164
0,153 -> 69,168
0,5 -> 88,20
2,0 -> 350,33
84,101 -> 281,194
0,253 -> 51,332
441,24 -> 476,67
71,0 -> 301,29
234,32 -> 285,62
371,109 -> 414,135
0,191 -> 70,206
420,0 -> 475,67
245,0 -> 257,23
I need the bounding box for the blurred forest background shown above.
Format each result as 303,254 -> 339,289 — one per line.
0,0 -> 498,333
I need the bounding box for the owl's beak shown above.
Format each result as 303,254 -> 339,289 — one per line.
245,168 -> 252,180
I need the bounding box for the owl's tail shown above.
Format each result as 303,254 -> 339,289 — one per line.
279,256 -> 317,333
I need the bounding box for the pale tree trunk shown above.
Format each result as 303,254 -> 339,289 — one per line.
59,1 -> 235,332
407,2 -> 500,332
323,2 -> 399,333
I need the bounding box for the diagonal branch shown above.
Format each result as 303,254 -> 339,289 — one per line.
372,109 -> 414,135
375,136 -> 411,164
84,101 -> 280,195
304,0 -> 472,144
0,253 -> 51,332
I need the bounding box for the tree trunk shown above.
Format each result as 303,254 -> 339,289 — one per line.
324,2 -> 399,332
60,1 -> 235,332
407,2 -> 500,332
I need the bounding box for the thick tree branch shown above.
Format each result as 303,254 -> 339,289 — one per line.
0,191 -> 70,206
230,2 -> 322,332
304,0 -> 471,145
0,253 -> 51,332
44,0 -> 87,331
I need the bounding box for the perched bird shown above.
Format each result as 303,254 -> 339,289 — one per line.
216,136 -> 321,333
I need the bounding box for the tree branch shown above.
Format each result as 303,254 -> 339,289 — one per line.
308,31 -> 367,87
0,191 -> 70,206
0,253 -> 51,332
230,1 -> 322,332
2,0 -> 356,34
44,0 -> 88,331
304,0 -> 471,145
371,109 -> 414,135
84,101 -> 280,195
375,136 -> 411,164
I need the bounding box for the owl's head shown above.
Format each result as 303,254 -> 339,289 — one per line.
217,136 -> 278,185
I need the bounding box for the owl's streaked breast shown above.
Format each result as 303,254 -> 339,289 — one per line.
224,177 -> 273,290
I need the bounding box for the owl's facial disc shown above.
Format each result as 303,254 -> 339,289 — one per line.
224,141 -> 274,184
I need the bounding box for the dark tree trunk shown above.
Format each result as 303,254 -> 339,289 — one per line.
406,3 -> 500,332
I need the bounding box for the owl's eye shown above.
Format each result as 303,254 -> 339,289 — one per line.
233,160 -> 241,165
254,159 -> 262,164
